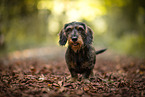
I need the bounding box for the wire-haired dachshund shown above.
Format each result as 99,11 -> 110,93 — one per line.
59,21 -> 106,83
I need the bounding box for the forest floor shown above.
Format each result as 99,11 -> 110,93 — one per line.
0,47 -> 145,97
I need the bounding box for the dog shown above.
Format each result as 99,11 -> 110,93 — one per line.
59,22 -> 106,83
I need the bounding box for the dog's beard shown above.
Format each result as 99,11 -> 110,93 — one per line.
68,38 -> 84,53
72,42 -> 79,46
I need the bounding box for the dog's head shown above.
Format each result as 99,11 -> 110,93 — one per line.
59,22 -> 93,52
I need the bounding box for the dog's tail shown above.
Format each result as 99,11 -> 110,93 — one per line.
96,48 -> 107,55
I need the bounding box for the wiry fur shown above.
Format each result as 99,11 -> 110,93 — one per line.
59,22 -> 106,82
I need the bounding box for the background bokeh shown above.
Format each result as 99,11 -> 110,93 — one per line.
0,0 -> 145,58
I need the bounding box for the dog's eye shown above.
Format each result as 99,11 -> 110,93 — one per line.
78,27 -> 84,32
66,28 -> 72,32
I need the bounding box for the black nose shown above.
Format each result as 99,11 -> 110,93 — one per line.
72,36 -> 78,42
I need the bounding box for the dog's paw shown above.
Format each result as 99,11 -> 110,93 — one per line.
68,77 -> 77,83
82,79 -> 90,83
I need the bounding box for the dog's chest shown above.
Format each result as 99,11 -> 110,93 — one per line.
74,53 -> 86,64
66,46 -> 94,72
72,50 -> 89,68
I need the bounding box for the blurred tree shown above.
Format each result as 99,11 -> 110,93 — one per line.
103,0 -> 145,58
0,0 -> 38,50
0,0 -> 51,54
0,0 -> 144,58
104,0 -> 145,36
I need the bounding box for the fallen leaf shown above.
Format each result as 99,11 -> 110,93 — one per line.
58,80 -> 63,86
76,90 -> 84,95
83,86 -> 89,91
58,86 -> 66,92
53,83 -> 59,87
38,74 -> 45,81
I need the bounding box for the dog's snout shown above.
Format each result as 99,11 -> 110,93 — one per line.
72,36 -> 78,42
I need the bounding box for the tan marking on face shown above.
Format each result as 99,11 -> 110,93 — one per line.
77,25 -> 84,30
66,24 -> 84,31
66,25 -> 73,30
68,33 -> 84,53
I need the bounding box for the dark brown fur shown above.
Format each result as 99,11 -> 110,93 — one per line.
59,22 -> 106,82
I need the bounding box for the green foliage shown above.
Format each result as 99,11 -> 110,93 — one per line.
110,34 -> 145,58
0,0 -> 145,58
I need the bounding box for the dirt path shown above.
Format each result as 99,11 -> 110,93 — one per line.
0,48 -> 145,97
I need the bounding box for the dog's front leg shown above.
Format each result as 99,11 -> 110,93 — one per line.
68,68 -> 78,82
82,69 -> 93,83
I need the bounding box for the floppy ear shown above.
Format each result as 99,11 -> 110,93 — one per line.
86,26 -> 93,44
59,29 -> 67,46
